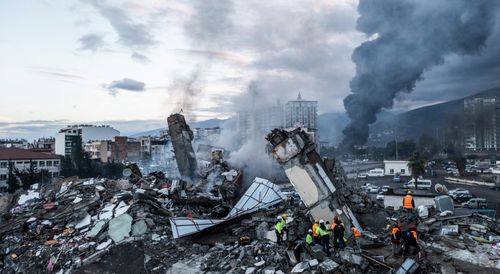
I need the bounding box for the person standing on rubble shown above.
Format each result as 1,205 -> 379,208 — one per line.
350,226 -> 361,250
316,220 -> 331,256
332,218 -> 346,252
306,229 -> 313,246
391,223 -> 403,256
312,219 -> 320,244
403,227 -> 421,258
403,191 -> 415,220
275,216 -> 285,244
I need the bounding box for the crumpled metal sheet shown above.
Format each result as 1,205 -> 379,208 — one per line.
169,177 -> 284,238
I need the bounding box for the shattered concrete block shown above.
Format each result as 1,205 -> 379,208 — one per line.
167,113 -> 197,180
96,239 -> 112,251
87,220 -> 107,238
308,259 -> 319,268
108,213 -> 133,243
167,262 -> 203,274
440,263 -> 457,274
340,251 -> 363,265
291,261 -> 310,273
132,220 -> 148,236
263,267 -> 276,274
254,260 -> 265,267
75,214 -> 92,229
245,267 -> 257,274
319,259 -> 340,273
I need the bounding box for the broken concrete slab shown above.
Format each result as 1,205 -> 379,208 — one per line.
290,261 -> 310,273
132,220 -> 148,236
319,259 -> 339,273
108,213 -> 133,243
87,220 -> 107,238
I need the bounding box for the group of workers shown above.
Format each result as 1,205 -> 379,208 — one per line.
274,190 -> 421,258
305,217 -> 361,256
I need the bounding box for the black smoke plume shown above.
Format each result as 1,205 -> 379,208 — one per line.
342,0 -> 500,149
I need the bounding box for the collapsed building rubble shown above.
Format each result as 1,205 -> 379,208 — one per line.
0,122 -> 499,273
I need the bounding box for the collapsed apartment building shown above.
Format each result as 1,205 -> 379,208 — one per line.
0,115 -> 499,273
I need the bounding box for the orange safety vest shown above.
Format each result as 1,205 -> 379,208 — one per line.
403,195 -> 414,209
331,223 -> 337,231
312,223 -> 319,237
391,227 -> 400,236
351,227 -> 361,237
410,230 -> 417,240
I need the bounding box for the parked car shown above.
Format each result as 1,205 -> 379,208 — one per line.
376,192 -> 385,201
403,179 -> 432,190
381,185 -> 390,192
453,193 -> 476,203
357,173 -> 367,179
462,198 -> 488,209
368,185 -> 380,193
449,188 -> 470,198
393,174 -> 401,183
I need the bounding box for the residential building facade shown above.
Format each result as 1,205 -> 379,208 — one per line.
0,148 -> 62,184
464,97 -> 500,152
384,160 -> 410,176
55,125 -> 120,156
284,93 -> 318,131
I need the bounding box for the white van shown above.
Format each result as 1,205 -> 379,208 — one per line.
403,178 -> 432,190
367,168 -> 385,177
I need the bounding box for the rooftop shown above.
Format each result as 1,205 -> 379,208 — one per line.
0,148 -> 62,161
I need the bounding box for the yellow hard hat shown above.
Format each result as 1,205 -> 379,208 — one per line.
282,213 -> 288,219
407,191 -> 413,195
314,219 -> 319,223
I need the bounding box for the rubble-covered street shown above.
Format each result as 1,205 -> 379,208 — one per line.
1,117 -> 499,274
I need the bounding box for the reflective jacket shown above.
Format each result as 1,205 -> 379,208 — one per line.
316,224 -> 330,236
351,227 -> 361,237
403,195 -> 415,209
312,223 -> 319,237
275,221 -> 284,234
306,234 -> 313,244
391,227 -> 401,243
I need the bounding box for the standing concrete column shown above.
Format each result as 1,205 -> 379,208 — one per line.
167,114 -> 197,181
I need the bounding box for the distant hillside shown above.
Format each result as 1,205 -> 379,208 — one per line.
368,87 -> 500,145
131,118 -> 227,137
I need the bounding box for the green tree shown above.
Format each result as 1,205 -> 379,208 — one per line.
407,152 -> 426,189
453,157 -> 467,176
7,161 -> 19,193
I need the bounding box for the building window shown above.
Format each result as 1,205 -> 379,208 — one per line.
401,169 -> 405,174
54,161 -> 59,166
39,161 -> 45,167
24,161 -> 30,165
16,161 -> 23,165
390,169 -> 394,174
52,172 -> 59,177
46,161 -> 53,167
0,162 -> 7,168
0,174 -> 6,180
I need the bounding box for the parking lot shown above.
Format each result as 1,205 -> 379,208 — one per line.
348,175 -> 500,210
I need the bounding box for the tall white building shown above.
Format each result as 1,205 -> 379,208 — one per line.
285,93 -> 318,131
55,125 -> 120,157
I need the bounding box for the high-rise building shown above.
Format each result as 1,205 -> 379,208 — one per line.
237,101 -> 284,142
284,93 -> 318,131
464,97 -> 500,151
55,125 -> 120,157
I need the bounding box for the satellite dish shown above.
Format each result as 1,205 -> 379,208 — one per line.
435,184 -> 444,193
122,168 -> 132,177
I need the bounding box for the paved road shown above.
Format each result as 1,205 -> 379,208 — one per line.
348,175 -> 500,210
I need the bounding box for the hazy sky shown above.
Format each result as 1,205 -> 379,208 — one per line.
1,0 -> 499,140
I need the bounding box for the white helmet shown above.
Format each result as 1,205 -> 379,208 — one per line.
308,229 -> 313,233
319,219 -> 325,224
277,216 -> 283,220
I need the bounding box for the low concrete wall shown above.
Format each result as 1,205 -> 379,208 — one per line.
444,177 -> 494,187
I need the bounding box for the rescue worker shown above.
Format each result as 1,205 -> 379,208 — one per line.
281,213 -> 288,240
306,229 -> 313,246
403,191 -> 415,220
351,226 -> 361,250
275,216 -> 284,244
312,219 -> 320,244
403,227 -> 421,258
316,220 -> 331,256
332,218 -> 346,251
391,223 -> 402,256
